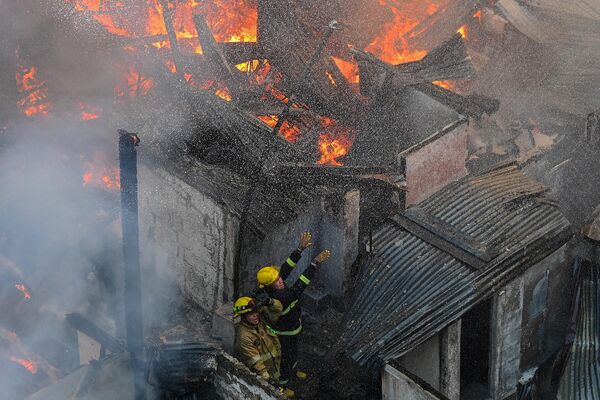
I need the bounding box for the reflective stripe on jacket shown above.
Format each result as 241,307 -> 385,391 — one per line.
234,300 -> 283,380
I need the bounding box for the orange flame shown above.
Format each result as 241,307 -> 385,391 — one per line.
317,118 -> 355,166
115,64 -> 154,99
432,80 -> 454,90
317,135 -> 351,166
82,152 -> 120,190
215,87 -> 233,102
473,10 -> 482,20
16,64 -> 50,117
69,0 -> 132,36
257,115 -> 302,142
69,0 -> 256,52
14,284 -> 31,300
78,103 -> 101,121
365,0 -> 445,64
331,56 -> 359,84
10,356 -> 38,374
201,0 -> 258,43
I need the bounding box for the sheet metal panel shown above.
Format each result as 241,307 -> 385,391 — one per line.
340,164 -> 572,366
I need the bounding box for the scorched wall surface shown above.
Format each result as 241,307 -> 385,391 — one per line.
137,163 -> 237,316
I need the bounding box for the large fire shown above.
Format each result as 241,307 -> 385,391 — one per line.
15,0 -> 470,173
65,0 -> 258,101
115,64 -> 154,99
365,0 -> 447,65
68,0 -> 256,49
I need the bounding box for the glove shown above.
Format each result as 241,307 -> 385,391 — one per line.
253,289 -> 271,309
313,249 -> 331,265
299,231 -> 313,250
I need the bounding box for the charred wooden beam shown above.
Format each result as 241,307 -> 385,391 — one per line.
417,83 -> 500,119
118,130 -> 145,400
258,0 -> 368,125
158,0 -> 184,79
353,34 -> 475,96
151,70 -> 298,172
65,313 -> 124,354
391,213 -> 487,270
193,14 -> 242,99
401,0 -> 483,50
271,20 -> 343,135
221,43 -> 263,65
265,163 -> 407,201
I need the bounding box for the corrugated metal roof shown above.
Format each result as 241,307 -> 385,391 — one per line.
340,163 -> 572,367
558,261 -> 600,399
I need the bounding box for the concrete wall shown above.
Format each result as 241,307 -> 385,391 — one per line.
490,275 -> 524,399
402,123 -> 468,207
137,163 -> 237,317
440,320 -> 461,400
398,333 -> 441,390
489,245 -> 569,399
382,364 -> 445,400
214,352 -> 283,400
520,245 -> 570,370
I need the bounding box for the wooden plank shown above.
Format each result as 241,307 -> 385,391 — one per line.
391,212 -> 489,270
193,14 -> 242,98
353,35 -> 475,95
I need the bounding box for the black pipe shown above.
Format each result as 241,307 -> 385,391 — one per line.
118,129 -> 145,400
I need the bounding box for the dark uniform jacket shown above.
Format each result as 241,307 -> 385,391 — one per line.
266,248 -> 317,335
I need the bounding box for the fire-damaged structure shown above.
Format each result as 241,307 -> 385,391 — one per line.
2,0 -> 600,399
340,164 -> 573,399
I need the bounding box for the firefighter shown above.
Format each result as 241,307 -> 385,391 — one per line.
256,231 -> 331,385
233,293 -> 295,397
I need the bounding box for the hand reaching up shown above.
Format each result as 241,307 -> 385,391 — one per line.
313,249 -> 331,265
299,231 -> 313,250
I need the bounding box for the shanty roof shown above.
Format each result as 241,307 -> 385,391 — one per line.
558,260 -> 600,398
340,163 -> 572,367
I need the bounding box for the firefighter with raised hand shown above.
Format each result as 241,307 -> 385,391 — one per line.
256,231 -> 332,386
233,292 -> 294,397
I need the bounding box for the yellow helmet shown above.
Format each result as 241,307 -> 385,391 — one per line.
257,265 -> 280,288
233,296 -> 256,317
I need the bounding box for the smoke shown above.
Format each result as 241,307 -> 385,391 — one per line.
0,1 -> 199,397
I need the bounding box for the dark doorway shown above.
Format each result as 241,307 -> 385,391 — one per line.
460,298 -> 492,400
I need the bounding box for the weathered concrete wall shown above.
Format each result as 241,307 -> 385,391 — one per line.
402,123 -> 468,207
239,190 -> 360,303
214,352 -> 283,400
398,333 -> 441,390
382,364 -> 445,400
439,320 -> 461,400
520,245 -> 570,369
490,275 -> 524,399
137,163 -> 237,317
